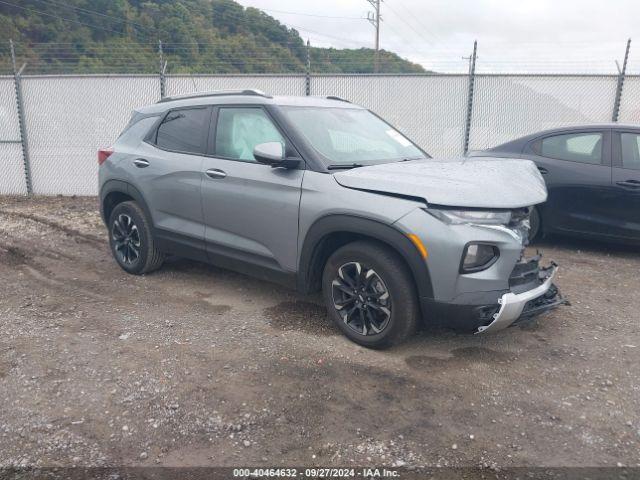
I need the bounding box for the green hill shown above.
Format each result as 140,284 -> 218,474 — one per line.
0,0 -> 426,74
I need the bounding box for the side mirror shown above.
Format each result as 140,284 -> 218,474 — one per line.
253,142 -> 284,165
253,142 -> 301,169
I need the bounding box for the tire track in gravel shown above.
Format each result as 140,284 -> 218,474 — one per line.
0,241 -> 104,301
0,208 -> 104,246
0,207 -> 110,279
0,210 -> 246,319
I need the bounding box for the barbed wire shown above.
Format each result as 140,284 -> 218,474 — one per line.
1,39 -> 636,75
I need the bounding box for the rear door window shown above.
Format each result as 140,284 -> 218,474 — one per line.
154,107 -> 210,154
539,132 -> 603,164
620,133 -> 640,170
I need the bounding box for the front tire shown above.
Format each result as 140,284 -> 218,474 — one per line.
108,201 -> 164,275
529,206 -> 541,243
322,241 -> 419,348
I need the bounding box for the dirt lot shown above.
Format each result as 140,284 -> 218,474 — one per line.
0,195 -> 638,470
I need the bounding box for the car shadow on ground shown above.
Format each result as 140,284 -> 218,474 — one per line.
533,233 -> 638,256
158,252 -> 554,350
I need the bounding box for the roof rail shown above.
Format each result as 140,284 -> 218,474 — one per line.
157,89 -> 271,104
326,95 -> 350,103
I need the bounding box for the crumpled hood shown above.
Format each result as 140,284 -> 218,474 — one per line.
332,157 -> 547,208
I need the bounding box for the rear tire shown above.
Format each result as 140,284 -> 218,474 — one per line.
108,201 -> 164,275
322,241 -> 418,349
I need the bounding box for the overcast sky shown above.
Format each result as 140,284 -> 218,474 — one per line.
239,0 -> 639,73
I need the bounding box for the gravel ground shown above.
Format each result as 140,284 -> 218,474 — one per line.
0,195 -> 638,471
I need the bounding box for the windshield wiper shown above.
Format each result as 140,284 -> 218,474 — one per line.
327,163 -> 364,170
398,157 -> 426,162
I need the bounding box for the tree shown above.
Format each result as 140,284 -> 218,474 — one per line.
0,0 -> 427,75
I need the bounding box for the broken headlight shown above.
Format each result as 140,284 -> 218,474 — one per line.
426,208 -> 512,226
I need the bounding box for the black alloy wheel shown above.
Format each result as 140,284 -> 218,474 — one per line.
108,201 -> 164,275
322,240 -> 419,348
111,213 -> 141,265
331,261 -> 392,335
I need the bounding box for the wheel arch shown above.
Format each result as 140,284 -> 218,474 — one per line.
100,180 -> 153,227
297,215 -> 434,301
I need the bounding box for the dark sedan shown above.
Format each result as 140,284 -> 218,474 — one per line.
471,124 -> 640,244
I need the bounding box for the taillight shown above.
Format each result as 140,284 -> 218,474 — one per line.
98,147 -> 114,166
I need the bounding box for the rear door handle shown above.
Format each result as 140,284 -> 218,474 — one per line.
205,168 -> 227,179
133,158 -> 149,168
537,166 -> 548,175
616,180 -> 640,189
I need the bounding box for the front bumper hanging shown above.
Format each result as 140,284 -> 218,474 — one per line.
476,263 -> 561,334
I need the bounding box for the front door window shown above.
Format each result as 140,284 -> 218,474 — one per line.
215,107 -> 285,162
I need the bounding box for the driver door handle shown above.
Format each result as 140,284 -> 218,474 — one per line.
616,180 -> 640,189
537,166 -> 548,175
205,168 -> 227,179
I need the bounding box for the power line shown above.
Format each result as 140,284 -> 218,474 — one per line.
1,1 -> 369,53
382,20 -> 419,56
0,0 -> 131,36
24,41 -> 466,57
32,0 -> 154,33
282,22 -> 367,48
383,0 -> 459,59
256,8 -> 365,20
383,2 -> 436,46
387,0 -> 449,47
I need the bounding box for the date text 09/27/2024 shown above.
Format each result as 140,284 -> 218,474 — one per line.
232,468 -> 401,478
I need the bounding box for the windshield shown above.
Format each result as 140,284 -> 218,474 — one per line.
281,106 -> 428,165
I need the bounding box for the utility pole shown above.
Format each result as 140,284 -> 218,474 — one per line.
366,0 -> 381,73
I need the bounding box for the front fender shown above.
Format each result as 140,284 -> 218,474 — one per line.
297,214 -> 433,300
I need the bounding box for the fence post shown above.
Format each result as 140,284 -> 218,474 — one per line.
158,39 -> 166,100
10,40 -> 32,196
462,41 -> 477,155
305,39 -> 311,96
612,38 -> 631,122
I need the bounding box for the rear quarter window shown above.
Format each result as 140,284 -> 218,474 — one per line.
115,116 -> 160,146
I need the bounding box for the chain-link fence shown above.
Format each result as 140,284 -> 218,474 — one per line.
618,76 -> 640,123
468,75 -> 620,151
21,75 -> 159,195
2,72 -> 639,195
311,75 -> 469,158
166,74 -> 307,98
0,76 -> 26,195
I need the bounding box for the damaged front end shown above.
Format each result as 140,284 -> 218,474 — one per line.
475,209 -> 565,333
401,200 -> 565,334
476,257 -> 563,333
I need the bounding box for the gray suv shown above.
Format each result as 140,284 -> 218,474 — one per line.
98,89 -> 562,348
